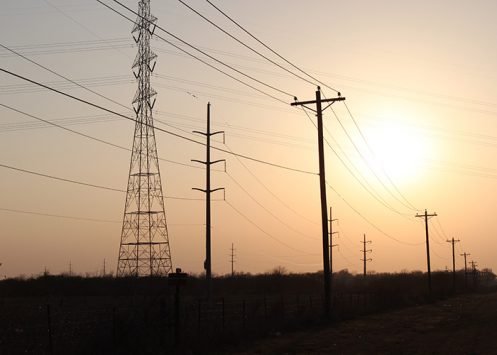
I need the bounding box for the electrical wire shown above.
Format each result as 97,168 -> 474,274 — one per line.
99,0 -> 294,103
301,106 -> 410,216
0,162 -> 206,201
223,142 -> 318,225
224,199 -> 311,254
225,171 -> 317,241
330,106 -> 417,211
0,103 -> 202,170
0,67 -> 317,175
325,181 -> 422,246
0,207 -> 120,224
342,101 -> 418,210
178,0 -> 319,89
204,0 -> 340,94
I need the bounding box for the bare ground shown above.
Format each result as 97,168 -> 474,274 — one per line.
229,291 -> 497,355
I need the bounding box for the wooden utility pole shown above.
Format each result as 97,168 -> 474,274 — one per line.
192,103 -> 225,301
460,252 -> 470,288
329,206 -> 338,284
360,234 -> 372,277
415,209 -> 437,296
229,243 -> 236,277
469,260 -> 478,287
446,238 -> 460,290
291,88 -> 345,319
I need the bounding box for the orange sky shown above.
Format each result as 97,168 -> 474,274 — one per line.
1,0 -> 496,278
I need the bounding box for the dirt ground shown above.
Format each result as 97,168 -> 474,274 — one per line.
229,291 -> 497,355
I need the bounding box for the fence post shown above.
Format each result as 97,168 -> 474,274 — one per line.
198,299 -> 202,332
112,306 -> 117,353
222,298 -> 225,331
46,304 -> 53,355
263,296 -> 268,321
242,299 -> 246,329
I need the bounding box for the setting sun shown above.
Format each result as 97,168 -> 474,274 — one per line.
364,114 -> 431,186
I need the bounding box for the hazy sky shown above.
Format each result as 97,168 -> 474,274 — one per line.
1,0 -> 496,278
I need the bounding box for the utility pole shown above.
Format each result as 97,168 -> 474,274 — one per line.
192,102 -> 225,301
415,209 -> 437,296
460,252 -> 470,288
229,243 -> 236,277
291,87 -> 345,319
446,238 -> 460,291
469,260 -> 478,287
360,234 -> 372,277
103,258 -> 106,276
329,206 -> 338,285
69,261 -> 72,277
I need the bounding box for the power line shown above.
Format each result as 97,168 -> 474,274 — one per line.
330,106 -> 417,211
223,142 -> 318,225
0,207 -> 120,224
98,0 -> 293,103
325,181 -> 422,246
225,170 -> 317,241
204,0 -> 340,94
0,103 -> 202,170
342,101 -> 418,210
0,162 -> 206,201
0,162 -> 125,193
224,199 -> 310,254
301,106 -> 410,216
0,67 -> 317,175
177,0 -> 319,89
0,42 -> 131,112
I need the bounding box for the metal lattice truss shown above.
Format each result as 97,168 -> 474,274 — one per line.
117,0 -> 172,277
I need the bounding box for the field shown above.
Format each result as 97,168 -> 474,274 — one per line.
230,290 -> 497,355
0,270 -> 495,354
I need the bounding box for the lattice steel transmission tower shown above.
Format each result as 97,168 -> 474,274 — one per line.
117,0 -> 172,277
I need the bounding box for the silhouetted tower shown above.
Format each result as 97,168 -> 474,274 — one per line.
192,102 -> 225,299
117,0 -> 172,277
360,234 -> 372,276
415,209 -> 437,296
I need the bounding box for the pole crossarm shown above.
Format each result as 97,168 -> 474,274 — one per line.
291,96 -> 345,107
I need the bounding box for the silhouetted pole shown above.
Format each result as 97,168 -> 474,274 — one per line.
360,234 -> 372,277
230,243 -> 236,277
291,88 -> 345,319
446,237 -> 460,290
192,103 -> 225,301
415,209 -> 437,296
469,260 -> 478,287
460,252 -> 470,288
329,206 -> 338,285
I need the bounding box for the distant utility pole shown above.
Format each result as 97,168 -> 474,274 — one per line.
415,209 -> 437,296
291,87 -> 345,319
329,206 -> 339,285
103,258 -> 106,276
229,243 -> 236,277
360,234 -> 372,277
192,102 -> 225,301
446,238 -> 460,290
460,252 -> 470,287
69,261 -> 72,277
469,260 -> 478,287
